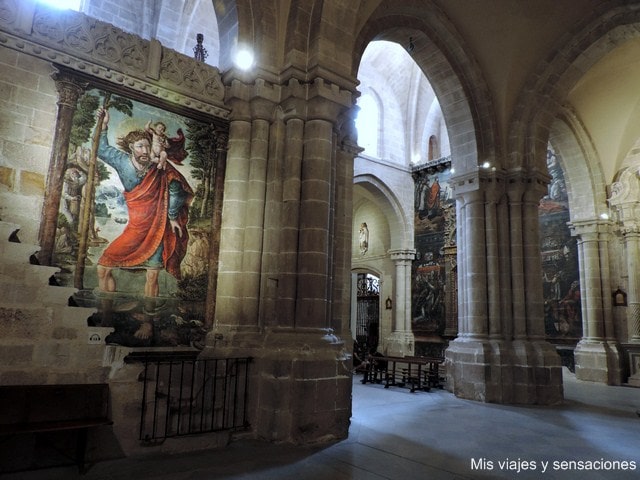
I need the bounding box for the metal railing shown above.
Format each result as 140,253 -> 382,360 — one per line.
139,356 -> 251,443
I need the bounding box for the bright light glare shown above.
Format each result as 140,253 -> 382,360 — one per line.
482,161 -> 491,169
235,49 -> 254,70
38,0 -> 82,10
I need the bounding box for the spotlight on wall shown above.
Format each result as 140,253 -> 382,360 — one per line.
600,212 -> 610,220
407,37 -> 415,53
234,48 -> 255,70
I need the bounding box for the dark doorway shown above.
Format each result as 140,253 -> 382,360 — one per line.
356,273 -> 380,351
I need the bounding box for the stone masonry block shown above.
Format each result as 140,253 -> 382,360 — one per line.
0,306 -> 53,339
0,345 -> 34,366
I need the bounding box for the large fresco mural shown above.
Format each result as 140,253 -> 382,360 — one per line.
410,146 -> 580,353
52,88 -> 223,348
539,146 -> 582,342
412,164 -> 454,344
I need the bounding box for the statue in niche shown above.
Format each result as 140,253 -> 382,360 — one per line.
359,222 -> 369,255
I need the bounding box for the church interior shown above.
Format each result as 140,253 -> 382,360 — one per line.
0,0 -> 639,477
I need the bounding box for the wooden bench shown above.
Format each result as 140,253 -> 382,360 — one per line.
0,384 -> 112,474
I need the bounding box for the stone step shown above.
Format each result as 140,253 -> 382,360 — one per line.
0,304 -> 95,340
0,240 -> 41,263
0,221 -> 22,241
0,262 -> 60,284
0,280 -> 78,306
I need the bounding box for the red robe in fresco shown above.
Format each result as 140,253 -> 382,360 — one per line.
98,164 -> 193,279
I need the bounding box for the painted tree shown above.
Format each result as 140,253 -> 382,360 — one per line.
185,119 -> 218,220
74,91 -> 133,289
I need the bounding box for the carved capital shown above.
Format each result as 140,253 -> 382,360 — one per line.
51,71 -> 87,107
388,249 -> 416,262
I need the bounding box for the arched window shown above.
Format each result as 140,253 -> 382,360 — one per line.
356,93 -> 380,157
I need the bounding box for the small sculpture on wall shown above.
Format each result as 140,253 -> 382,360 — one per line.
359,222 -> 369,255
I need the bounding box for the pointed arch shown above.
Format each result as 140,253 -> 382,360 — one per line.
353,173 -> 412,252
550,107 -> 608,222
352,1 -> 498,175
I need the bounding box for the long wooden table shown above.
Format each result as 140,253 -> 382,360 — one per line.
361,355 -> 444,392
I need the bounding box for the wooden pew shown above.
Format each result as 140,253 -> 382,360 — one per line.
0,384 -> 112,474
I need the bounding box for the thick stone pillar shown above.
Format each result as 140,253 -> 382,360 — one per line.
386,249 -> 416,356
205,80 -> 261,350
571,221 -> 623,384
255,79 -> 353,444
446,171 -> 563,404
204,74 -> 355,445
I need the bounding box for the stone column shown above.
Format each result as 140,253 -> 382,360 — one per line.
242,95 -> 275,324
445,176 -> 494,401
514,175 -> 563,404
38,71 -> 86,265
204,79 -> 258,351
507,179 -> 527,341
484,177 -> 503,339
464,188 -> 489,339
332,111 -> 359,339
571,220 -> 622,384
386,249 -> 416,357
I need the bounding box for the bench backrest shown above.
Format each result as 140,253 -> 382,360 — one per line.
0,384 -> 110,425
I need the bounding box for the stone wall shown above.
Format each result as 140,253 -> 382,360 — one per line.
0,48 -> 56,243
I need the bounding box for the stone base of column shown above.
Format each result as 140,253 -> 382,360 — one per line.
385,331 -> 415,357
445,337 -> 563,404
623,342 -> 640,386
574,339 -> 623,385
512,339 -> 564,404
628,373 -> 640,387
201,327 -> 352,445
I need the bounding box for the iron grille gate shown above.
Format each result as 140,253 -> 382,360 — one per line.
356,273 -> 380,349
139,356 -> 251,443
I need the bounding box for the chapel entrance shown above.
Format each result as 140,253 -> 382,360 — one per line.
356,273 -> 380,351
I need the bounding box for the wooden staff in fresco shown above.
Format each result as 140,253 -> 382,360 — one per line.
74,94 -> 110,289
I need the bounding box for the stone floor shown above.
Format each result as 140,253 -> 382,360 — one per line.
4,369 -> 639,480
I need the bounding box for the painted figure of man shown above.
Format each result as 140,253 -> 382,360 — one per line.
95,107 -> 193,298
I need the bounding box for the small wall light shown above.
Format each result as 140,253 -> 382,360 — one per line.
385,297 -> 393,310
613,287 -> 627,306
